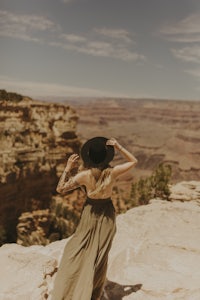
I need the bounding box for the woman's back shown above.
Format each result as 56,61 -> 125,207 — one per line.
83,168 -> 114,199
56,137 -> 138,198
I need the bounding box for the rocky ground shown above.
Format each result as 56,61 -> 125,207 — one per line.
0,181 -> 200,300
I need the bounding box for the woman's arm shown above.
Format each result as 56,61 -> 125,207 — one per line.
56,154 -> 85,194
106,138 -> 138,178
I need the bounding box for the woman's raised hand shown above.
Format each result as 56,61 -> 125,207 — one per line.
106,138 -> 121,149
65,154 -> 79,170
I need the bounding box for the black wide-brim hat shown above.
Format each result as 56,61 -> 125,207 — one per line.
81,136 -> 114,167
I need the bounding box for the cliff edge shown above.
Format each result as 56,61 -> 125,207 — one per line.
0,181 -> 200,300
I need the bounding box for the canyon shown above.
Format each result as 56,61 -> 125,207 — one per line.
1,90 -> 200,246
65,97 -> 200,183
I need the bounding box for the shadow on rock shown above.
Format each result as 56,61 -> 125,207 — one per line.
101,279 -> 142,300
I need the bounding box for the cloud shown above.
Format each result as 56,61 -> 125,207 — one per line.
0,10 -> 144,62
159,13 -> 200,43
55,27 -> 145,62
94,27 -> 133,43
0,75 -> 123,98
171,45 -> 200,63
61,33 -> 87,43
159,12 -> 200,83
61,0 -> 74,3
185,68 -> 200,80
185,68 -> 200,92
77,41 -> 142,61
0,10 -> 57,42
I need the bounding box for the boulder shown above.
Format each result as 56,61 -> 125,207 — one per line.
170,181 -> 200,202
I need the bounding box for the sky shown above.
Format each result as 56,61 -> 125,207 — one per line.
0,0 -> 200,100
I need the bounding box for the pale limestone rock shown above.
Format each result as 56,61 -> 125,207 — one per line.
0,198 -> 200,299
170,181 -> 200,202
0,241 -> 66,300
108,199 -> 200,299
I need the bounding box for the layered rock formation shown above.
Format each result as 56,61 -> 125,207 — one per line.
16,187 -> 125,246
0,90 -> 80,243
16,189 -> 85,246
0,181 -> 200,299
170,181 -> 200,202
0,90 -> 127,247
1,90 -> 199,247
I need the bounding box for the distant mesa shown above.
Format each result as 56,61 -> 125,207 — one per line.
0,89 -> 31,102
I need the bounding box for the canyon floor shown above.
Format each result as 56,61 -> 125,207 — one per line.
65,98 -> 200,183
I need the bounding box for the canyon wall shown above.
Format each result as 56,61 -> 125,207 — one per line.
0,90 -> 81,242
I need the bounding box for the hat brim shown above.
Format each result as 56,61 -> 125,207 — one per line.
81,136 -> 114,167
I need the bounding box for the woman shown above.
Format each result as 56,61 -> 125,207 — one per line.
51,137 -> 137,300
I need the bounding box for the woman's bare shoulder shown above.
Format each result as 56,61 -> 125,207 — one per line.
79,169 -> 90,174
74,169 -> 90,184
111,162 -> 136,178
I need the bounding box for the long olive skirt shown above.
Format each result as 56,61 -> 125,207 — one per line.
51,197 -> 116,300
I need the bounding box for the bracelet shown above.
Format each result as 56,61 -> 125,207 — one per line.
118,145 -> 123,151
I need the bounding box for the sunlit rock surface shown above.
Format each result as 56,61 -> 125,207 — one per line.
108,198 -> 200,299
170,181 -> 200,202
0,90 -> 80,243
